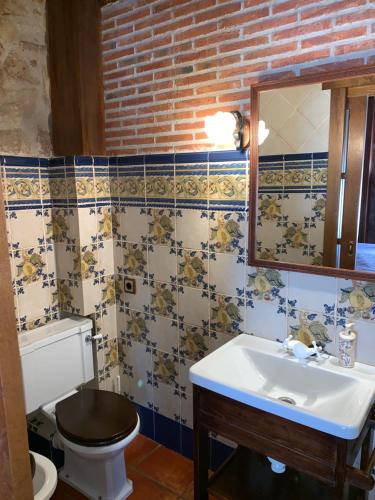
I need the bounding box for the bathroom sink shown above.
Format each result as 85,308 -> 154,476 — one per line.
189,335 -> 375,439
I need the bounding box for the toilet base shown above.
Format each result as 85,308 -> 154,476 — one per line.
57,415 -> 139,500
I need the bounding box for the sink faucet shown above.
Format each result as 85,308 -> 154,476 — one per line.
282,335 -> 322,363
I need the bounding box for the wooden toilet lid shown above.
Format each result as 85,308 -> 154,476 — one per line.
55,389 -> 138,447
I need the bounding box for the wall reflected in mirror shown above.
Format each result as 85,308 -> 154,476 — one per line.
256,81 -> 375,272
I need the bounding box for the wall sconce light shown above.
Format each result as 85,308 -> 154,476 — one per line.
205,111 -> 250,151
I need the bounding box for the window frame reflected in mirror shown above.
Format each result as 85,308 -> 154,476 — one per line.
249,64 -> 375,281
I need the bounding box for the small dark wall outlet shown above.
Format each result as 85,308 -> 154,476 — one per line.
124,278 -> 136,294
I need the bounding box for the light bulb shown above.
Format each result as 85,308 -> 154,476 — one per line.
258,120 -> 269,146
205,111 -> 237,146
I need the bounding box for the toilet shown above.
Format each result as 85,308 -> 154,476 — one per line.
19,315 -> 139,500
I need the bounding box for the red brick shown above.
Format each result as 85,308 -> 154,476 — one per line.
196,3 -> 241,24
175,48 -> 217,65
196,54 -> 241,71
102,62 -> 118,73
104,81 -> 118,91
102,20 -> 115,31
219,36 -> 268,54
105,139 -> 121,147
195,29 -> 240,48
273,0 -> 316,14
196,80 -> 241,95
302,27 -> 367,49
157,111 -> 194,122
335,39 -> 375,56
301,0 -> 366,21
244,42 -> 297,61
272,48 -> 330,68
105,129 -> 136,138
119,31 -> 153,46
152,89 -> 182,101
136,36 -> 172,54
121,95 -> 154,107
336,9 -> 375,25
116,8 -> 151,27
175,22 -> 217,43
106,68 -> 138,82
219,62 -> 267,79
102,26 -> 132,43
102,4 -> 133,21
156,133 -> 194,143
273,20 -> 331,41
174,0 -> 216,19
175,96 -> 216,109
244,14 -> 297,36
126,136 -> 156,145
118,74 -> 153,88
218,91 -> 250,103
105,88 -> 136,100
135,11 -> 172,31
153,41 -> 193,59
103,47 -> 134,63
176,72 -> 216,86
138,81 -> 174,94
218,7 -> 268,29
105,120 -> 122,129
175,120 -> 205,131
152,0 -> 190,14
195,131 -> 208,140
119,116 -> 154,127
154,16 -> 194,36
137,125 -> 172,135
112,148 -> 138,155
136,58 -> 173,74
143,103 -> 173,113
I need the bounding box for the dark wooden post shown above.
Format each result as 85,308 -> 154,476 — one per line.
46,0 -> 105,156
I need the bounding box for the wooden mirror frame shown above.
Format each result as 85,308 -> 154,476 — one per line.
249,64 -> 375,282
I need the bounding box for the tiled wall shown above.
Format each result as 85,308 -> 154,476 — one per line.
1,156 -> 58,332
5,151 -> 375,458
257,152 -> 327,265
101,0 -> 375,155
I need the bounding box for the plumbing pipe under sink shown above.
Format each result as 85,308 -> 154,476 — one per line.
267,456 -> 286,474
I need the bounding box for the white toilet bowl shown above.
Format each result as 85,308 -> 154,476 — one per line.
58,415 -> 140,500
30,451 -> 57,500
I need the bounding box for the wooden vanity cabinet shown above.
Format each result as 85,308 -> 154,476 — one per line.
193,385 -> 375,500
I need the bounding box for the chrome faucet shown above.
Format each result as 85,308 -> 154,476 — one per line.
282,335 -> 322,363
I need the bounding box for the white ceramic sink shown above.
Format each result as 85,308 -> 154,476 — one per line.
189,334 -> 375,439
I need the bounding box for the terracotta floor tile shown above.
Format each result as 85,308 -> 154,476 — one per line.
136,446 -> 193,495
128,469 -> 179,499
51,480 -> 86,500
126,434 -> 160,466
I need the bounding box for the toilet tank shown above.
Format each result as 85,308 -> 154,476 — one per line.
18,316 -> 94,414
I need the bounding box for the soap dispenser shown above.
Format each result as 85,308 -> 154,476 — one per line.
338,322 -> 357,368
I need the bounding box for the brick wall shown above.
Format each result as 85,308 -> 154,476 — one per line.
101,0 -> 375,155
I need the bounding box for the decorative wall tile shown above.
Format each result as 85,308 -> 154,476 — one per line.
148,208 -> 175,245
209,211 -> 246,254
179,323 -> 209,361
123,243 -> 147,277
177,249 -> 208,289
210,293 -> 245,336
287,309 -> 334,352
150,281 -> 177,319
288,272 -> 336,315
337,279 -> 375,321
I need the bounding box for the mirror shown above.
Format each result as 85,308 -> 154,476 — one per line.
249,67 -> 375,279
